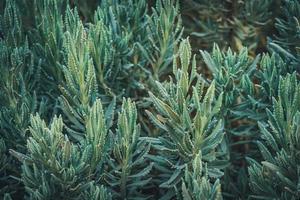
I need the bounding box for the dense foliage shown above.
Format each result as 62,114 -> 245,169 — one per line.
0,0 -> 299,199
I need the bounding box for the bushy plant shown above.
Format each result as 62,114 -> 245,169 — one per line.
0,0 -> 299,199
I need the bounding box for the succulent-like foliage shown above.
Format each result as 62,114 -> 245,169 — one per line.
201,45 -> 260,112
61,6 -> 98,106
81,184 -> 112,200
269,0 -> 300,69
147,39 -> 225,199
179,152 -> 222,200
20,99 -> 111,199
137,0 -> 182,79
0,1 -> 46,197
58,7 -> 100,140
246,53 -> 288,122
12,97 -> 151,199
200,44 -> 261,198
106,99 -> 152,199
30,0 -> 66,86
248,73 -> 300,200
1,0 -> 300,199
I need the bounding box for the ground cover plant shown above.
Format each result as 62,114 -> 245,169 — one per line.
0,0 -> 299,199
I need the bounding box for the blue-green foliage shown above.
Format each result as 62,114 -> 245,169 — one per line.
0,0 -> 300,199
147,39 -> 225,199
269,0 -> 300,70
248,74 -> 300,199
